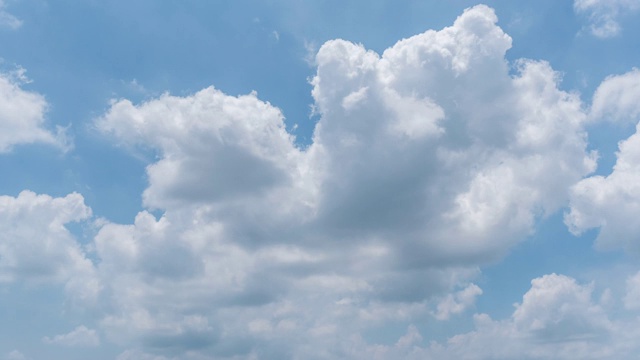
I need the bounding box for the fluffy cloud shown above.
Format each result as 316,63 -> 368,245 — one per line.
425,274 -> 617,360
590,69 -> 640,123
574,0 -> 640,38
343,274 -> 635,360
91,5 -> 601,357
566,70 -> 640,252
0,191 -> 94,288
0,69 -> 69,152
566,124 -> 640,252
97,88 -> 301,211
433,284 -> 482,320
43,326 -> 100,347
0,191 -> 100,313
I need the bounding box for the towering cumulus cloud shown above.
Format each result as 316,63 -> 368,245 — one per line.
91,5 -> 600,358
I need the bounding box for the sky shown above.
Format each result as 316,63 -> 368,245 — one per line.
1,0 -> 640,359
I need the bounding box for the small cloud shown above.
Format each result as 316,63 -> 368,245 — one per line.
43,326 -> 100,347
574,0 -> 640,38
4,351 -> 26,360
0,0 -> 22,30
433,284 -> 483,320
303,39 -> 318,66
128,79 -> 146,93
0,66 -> 72,152
271,30 -> 280,42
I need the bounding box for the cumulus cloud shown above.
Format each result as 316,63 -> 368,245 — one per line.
590,69 -> 640,123
43,326 -> 100,347
433,283 -> 482,320
574,0 -> 640,38
510,274 -> 611,341
90,5 -> 603,357
0,191 -> 99,303
342,274 -> 632,360
566,125 -> 640,252
0,69 -> 69,152
0,191 -> 91,282
566,70 -> 640,252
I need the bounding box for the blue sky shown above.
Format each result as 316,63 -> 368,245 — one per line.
2,1 -> 640,359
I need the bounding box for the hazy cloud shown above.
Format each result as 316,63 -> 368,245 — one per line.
0,0 -> 21,30
43,326 -> 100,347
574,0 -> 640,38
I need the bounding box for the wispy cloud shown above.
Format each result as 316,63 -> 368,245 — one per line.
574,0 -> 640,38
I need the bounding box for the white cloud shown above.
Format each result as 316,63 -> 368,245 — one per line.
89,5 -> 600,357
574,0 -> 640,38
434,284 -> 482,320
0,191 -> 98,303
0,191 -> 91,282
566,71 -> 640,252
624,271 -> 640,310
0,69 -> 70,152
0,0 -> 21,30
511,274 -> 611,341
567,127 -> 640,252
343,274 -> 630,360
43,326 -> 100,347
435,273 -> 640,360
590,69 -> 640,123
97,88 -> 301,211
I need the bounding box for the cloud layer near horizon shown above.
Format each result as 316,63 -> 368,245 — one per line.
3,4 -> 640,359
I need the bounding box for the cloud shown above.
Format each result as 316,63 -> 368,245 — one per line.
90,5 -> 602,357
0,191 -> 91,282
566,71 -> 640,252
424,274 -> 617,360
342,274 -> 634,360
0,191 -> 99,303
624,271 -> 640,310
433,284 -> 482,320
574,0 -> 640,38
590,69 -> 640,123
97,88 -> 301,211
43,326 -> 100,347
2,351 -> 26,360
566,125 -> 640,252
0,68 -> 70,152
0,0 -> 21,30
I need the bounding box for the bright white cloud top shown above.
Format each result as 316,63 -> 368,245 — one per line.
0,71 -> 67,152
1,2 -> 640,359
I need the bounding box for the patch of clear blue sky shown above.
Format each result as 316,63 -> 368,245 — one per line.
0,0 -> 639,355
